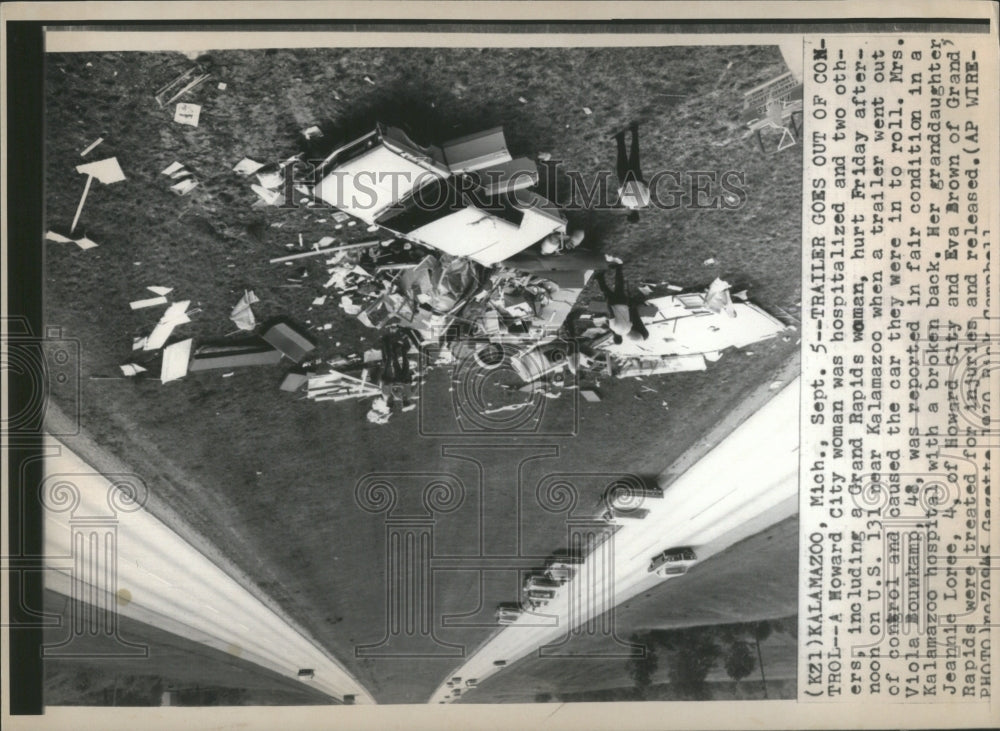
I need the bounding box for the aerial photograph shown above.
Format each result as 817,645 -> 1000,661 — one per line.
37,39 -> 803,706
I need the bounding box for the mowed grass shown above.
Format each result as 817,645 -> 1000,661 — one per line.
43,45 -> 801,703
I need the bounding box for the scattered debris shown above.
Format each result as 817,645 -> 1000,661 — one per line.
155,64 -> 211,107
88,107 -> 796,426
262,321 -> 316,363
189,339 -> 282,371
309,370 -> 381,402
581,277 -> 788,380
269,240 -> 375,264
172,178 -> 199,196
280,372 -> 308,392
119,363 -> 147,377
160,338 -> 193,383
230,290 -> 259,331
162,161 -> 199,196
72,157 -> 126,233
144,300 -> 191,351
46,229 -> 99,251
233,158 -> 265,176
367,397 -> 391,423
251,184 -> 280,205
80,137 -> 104,157
130,295 -> 168,310
340,295 -> 362,315
174,102 -> 201,127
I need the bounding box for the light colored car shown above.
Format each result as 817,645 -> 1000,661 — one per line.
647,547 -> 698,577
495,604 -> 523,625
523,575 -> 562,593
544,555 -> 583,584
524,588 -> 556,609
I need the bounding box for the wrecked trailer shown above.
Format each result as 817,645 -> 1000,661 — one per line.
310,123 -> 566,266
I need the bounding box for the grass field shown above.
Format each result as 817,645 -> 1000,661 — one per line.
43,44 -> 802,703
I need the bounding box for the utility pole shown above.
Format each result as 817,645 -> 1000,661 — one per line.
754,636 -> 767,698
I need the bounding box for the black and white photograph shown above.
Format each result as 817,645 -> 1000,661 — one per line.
3,3 -> 998,730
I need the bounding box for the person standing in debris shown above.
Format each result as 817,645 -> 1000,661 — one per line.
389,338 -> 415,411
613,122 -> 650,223
378,333 -> 415,411
597,264 -> 649,343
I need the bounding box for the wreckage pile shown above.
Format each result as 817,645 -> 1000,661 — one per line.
52,62 -> 792,425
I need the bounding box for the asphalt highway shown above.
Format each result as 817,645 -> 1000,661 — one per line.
42,434 -> 376,705
429,378 -> 800,703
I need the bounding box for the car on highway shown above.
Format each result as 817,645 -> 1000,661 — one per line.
523,575 -> 562,593
495,603 -> 524,625
603,480 -> 664,511
544,555 -> 583,584
647,546 -> 698,577
524,588 -> 557,608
